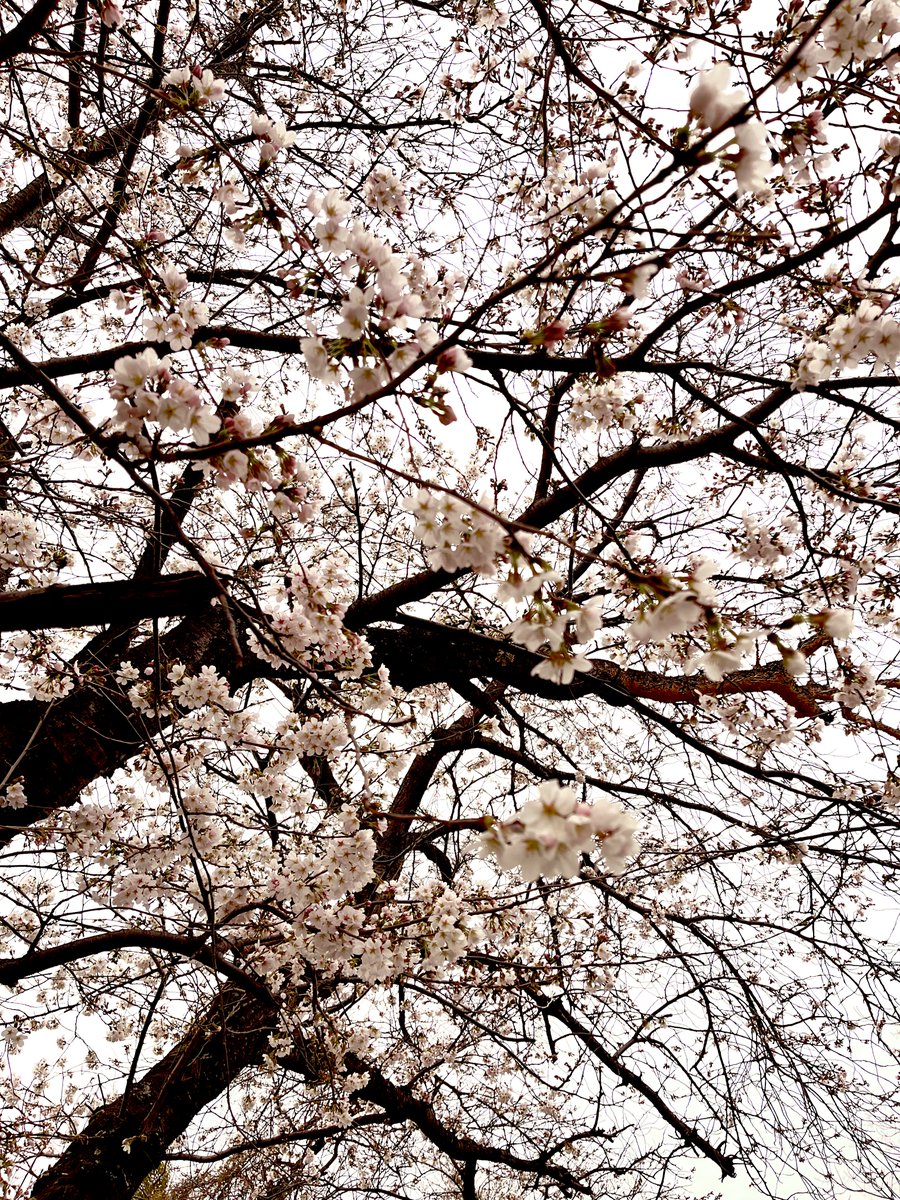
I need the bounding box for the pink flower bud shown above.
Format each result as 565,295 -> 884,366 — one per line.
597,307 -> 631,335
542,318 -> 570,345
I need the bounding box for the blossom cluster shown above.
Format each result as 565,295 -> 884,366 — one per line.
480,781 -> 639,882
162,66 -> 227,105
406,880 -> 484,974
364,166 -> 409,216
249,559 -> 372,679
143,264 -> 209,351
779,0 -> 900,88
398,490 -> 610,682
736,512 -> 797,565
402,488 -> 509,575
505,593 -> 605,686
169,663 -> 237,711
277,713 -> 350,759
690,606 -> 854,682
568,378 -> 641,433
509,154 -> 619,241
689,64 -> 770,195
268,869 -> 482,986
1,780 -> 27,810
110,348 -> 220,444
835,659 -> 885,710
118,663 -> 247,741
794,298 -> 900,388
627,559 -> 719,643
205,414 -> 319,516
628,551 -> 856,680
109,351 -> 319,512
251,114 -> 297,163
300,190 -> 463,398
0,511 -> 42,577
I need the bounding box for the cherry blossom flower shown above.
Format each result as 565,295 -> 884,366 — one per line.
496,567 -> 561,603
143,313 -> 167,342
186,406 -> 221,445
404,488 -> 508,575
166,313 -> 192,350
179,296 -> 209,329
693,644 -> 745,681
480,781 -> 639,881
212,180 -> 248,214
689,63 -> 745,129
302,336 -> 331,380
364,166 -> 409,215
531,649 -> 592,686
101,1 -> 123,28
349,363 -> 388,398
416,323 -> 440,351
321,189 -> 351,221
782,649 -> 808,677
162,66 -> 193,88
336,289 -> 370,340
159,264 -> 189,297
436,345 -> 473,373
816,608 -> 854,639
629,590 -> 704,644
730,120 -> 770,194
1,780 -> 27,809
252,115 -> 297,162
113,348 -> 167,392
162,66 -> 226,103
618,260 -> 659,298
192,69 -> 226,104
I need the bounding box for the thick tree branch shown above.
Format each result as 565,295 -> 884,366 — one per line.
0,928 -> 271,997
67,0 -> 172,293
347,1055 -> 590,1195
0,606 -> 240,847
0,0 -> 283,238
0,0 -> 59,64
534,990 -> 736,1178
30,985 -> 277,1200
366,620 -> 830,717
0,572 -> 217,632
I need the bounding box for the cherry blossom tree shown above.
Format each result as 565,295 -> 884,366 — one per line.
1,0 -> 900,1198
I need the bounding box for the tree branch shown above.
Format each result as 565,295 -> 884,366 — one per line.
30,985 -> 277,1200
0,928 -> 274,998
0,572 -> 217,632
0,0 -> 59,64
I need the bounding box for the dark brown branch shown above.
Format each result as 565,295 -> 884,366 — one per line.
534,991 -> 736,1178
0,0 -> 283,238
347,1055 -> 590,1194
0,113 -> 156,242
30,985 -> 277,1200
66,0 -> 87,128
164,1113 -> 395,1164
366,619 -> 828,717
68,0 -> 172,293
0,928 -> 271,999
0,0 -> 59,64
0,574 -> 827,714
0,572 -> 216,632
0,606 -> 240,847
